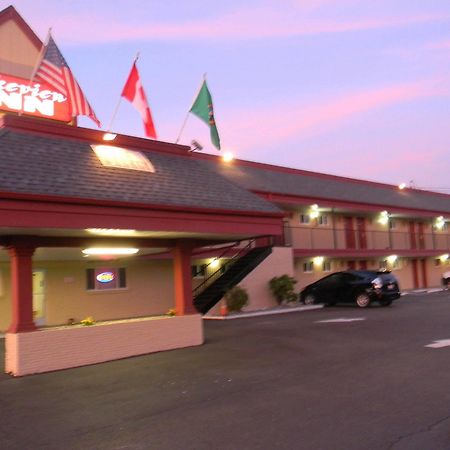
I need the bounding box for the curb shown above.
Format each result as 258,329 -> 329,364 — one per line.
203,304 -> 324,320
402,288 -> 447,296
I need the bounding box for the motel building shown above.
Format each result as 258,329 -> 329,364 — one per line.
0,6 -> 449,376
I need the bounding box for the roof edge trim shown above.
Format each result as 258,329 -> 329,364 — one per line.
0,114 -> 191,156
0,190 -> 285,219
255,190 -> 450,217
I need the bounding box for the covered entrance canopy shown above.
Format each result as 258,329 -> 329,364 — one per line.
0,115 -> 283,375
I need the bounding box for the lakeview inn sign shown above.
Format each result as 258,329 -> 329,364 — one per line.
0,72 -> 71,122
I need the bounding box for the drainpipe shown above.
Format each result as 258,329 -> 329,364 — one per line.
331,208 -> 337,250
431,218 -> 436,250
388,215 -> 393,250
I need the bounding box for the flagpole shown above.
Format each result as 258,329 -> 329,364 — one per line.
106,98 -> 123,132
106,52 -> 140,132
175,112 -> 189,144
29,28 -> 51,82
175,73 -> 207,144
18,28 -> 51,117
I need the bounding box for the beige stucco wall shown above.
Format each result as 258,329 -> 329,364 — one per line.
239,246 -> 295,310
393,260 -> 414,291
294,258 -> 342,290
0,19 -> 40,78
0,264 -> 12,331
5,314 -> 203,376
207,246 -> 295,314
434,232 -> 449,250
286,211 -> 334,249
43,260 -> 174,325
0,259 -> 174,332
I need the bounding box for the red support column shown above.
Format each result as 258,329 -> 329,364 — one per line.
173,242 -> 196,316
7,244 -> 37,333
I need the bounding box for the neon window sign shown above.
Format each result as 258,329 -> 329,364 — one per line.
96,272 -> 115,283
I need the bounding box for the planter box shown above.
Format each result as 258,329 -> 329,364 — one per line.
5,314 -> 203,376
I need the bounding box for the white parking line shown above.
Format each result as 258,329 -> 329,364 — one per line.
315,318 -> 366,323
425,339 -> 450,349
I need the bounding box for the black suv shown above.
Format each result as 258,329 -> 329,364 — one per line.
300,270 -> 401,308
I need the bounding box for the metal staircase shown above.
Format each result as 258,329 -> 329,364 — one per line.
193,244 -> 272,314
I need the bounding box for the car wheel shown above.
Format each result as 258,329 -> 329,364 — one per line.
379,299 -> 392,307
355,292 -> 371,308
303,294 -> 316,305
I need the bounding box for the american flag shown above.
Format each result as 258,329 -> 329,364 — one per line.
34,34 -> 100,127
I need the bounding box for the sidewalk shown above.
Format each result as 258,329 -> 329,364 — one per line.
402,287 -> 447,295
204,288 -> 448,321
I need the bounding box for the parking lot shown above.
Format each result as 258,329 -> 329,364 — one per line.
1,291 -> 450,450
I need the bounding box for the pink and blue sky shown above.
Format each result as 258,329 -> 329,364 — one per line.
9,0 -> 450,190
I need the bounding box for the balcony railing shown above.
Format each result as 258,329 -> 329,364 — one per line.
283,225 -> 450,252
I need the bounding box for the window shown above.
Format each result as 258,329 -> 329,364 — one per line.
86,268 -> 126,291
322,261 -> 331,272
192,264 -> 207,278
318,215 -> 328,226
389,220 -> 396,229
303,261 -> 313,273
92,145 -> 155,172
299,214 -> 310,224
435,258 -> 441,267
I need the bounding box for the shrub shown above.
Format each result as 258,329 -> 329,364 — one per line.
225,286 -> 249,312
269,275 -> 298,304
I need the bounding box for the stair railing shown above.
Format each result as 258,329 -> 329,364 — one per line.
191,241 -> 240,278
192,239 -> 256,298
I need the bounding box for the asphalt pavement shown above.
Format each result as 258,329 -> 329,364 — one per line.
1,290 -> 450,450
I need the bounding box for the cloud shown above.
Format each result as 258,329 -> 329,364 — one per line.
25,5 -> 450,45
219,78 -> 446,151
425,39 -> 450,50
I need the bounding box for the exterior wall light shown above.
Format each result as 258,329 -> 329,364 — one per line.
309,204 -> 320,219
82,248 -> 139,255
103,132 -> 117,141
398,183 -> 406,190
222,151 -> 234,163
440,254 -> 449,263
86,229 -> 136,236
435,216 -> 445,230
210,258 -> 220,269
378,210 -> 389,225
313,256 -> 324,266
387,254 -> 398,265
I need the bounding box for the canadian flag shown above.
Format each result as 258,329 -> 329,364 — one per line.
121,62 -> 157,139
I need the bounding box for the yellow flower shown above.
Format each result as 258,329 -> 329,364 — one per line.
80,316 -> 95,326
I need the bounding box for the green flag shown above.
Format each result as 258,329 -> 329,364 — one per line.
190,80 -> 221,150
